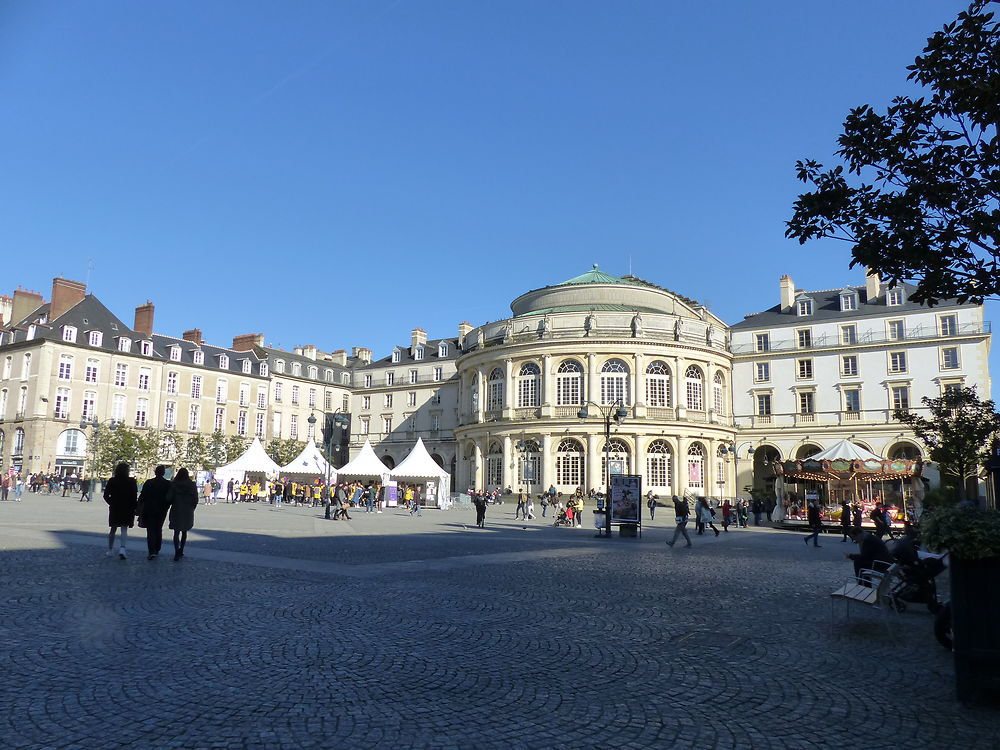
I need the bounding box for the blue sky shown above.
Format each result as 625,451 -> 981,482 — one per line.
1,1 -> 993,392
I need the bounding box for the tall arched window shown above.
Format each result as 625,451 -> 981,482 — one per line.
518,363 -> 540,407
13,427 -> 25,455
486,441 -> 503,487
0,430 -> 5,461
601,359 -> 631,405
487,368 -> 505,411
556,360 -> 583,406
556,438 -> 585,487
685,366 -> 704,410
713,372 -> 726,415
602,438 -> 630,487
646,440 -> 673,490
646,361 -> 671,408
687,443 -> 705,489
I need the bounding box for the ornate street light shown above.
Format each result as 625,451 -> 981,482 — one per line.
308,409 -> 350,494
577,399 -> 629,537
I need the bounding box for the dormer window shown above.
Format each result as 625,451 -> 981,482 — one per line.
169,345 -> 181,362
140,340 -> 152,356
308,365 -> 318,380
341,372 -> 349,385
242,359 -> 252,374
796,298 -> 813,316
27,325 -> 36,340
118,337 -> 132,352
88,331 -> 103,347
414,346 -> 424,361
291,362 -> 302,377
219,354 -> 229,369
840,292 -> 858,311
259,363 -> 269,377
887,287 -> 905,306
438,343 -> 449,357
392,349 -> 402,363
324,369 -> 333,382
275,360 -> 285,374
62,326 -> 77,343
193,350 -> 204,366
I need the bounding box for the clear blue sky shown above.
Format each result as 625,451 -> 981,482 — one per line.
1,1 -> 993,393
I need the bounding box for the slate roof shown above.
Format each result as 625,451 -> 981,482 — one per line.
361,337 -> 461,370
730,282 -> 967,330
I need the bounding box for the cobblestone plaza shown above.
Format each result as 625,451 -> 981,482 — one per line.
2,497 -> 998,749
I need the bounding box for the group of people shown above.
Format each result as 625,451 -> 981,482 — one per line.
1,471 -> 95,501
104,462 -> 198,561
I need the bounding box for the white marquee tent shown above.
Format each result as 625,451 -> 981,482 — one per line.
806,439 -> 885,463
336,439 -> 391,484
279,438 -> 335,480
213,436 -> 281,488
390,438 -> 452,508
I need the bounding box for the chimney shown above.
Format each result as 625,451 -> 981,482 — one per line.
411,327 -> 427,353
302,345 -> 317,361
50,278 -> 87,321
330,350 -> 347,366
352,347 -> 372,365
865,270 -> 881,302
133,301 -> 154,336
458,321 -> 473,346
779,275 -> 795,311
11,288 -> 45,324
0,295 -> 13,326
182,328 -> 203,345
232,333 -> 265,351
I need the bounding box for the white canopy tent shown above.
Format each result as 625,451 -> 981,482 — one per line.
213,437 -> 281,488
336,439 -> 391,484
279,438 -> 336,481
805,439 -> 884,462
390,438 -> 452,508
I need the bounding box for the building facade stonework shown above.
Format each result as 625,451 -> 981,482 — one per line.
0,270 -> 991,500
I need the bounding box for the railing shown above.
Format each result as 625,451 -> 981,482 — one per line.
465,325 -> 729,352
732,321 -> 990,355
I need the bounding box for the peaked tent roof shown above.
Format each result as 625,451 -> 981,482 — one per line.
337,439 -> 391,478
806,439 -> 884,463
279,438 -> 335,476
390,438 -> 448,479
215,436 -> 281,475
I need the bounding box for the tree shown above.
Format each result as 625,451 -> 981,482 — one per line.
894,386 -> 1000,501
91,426 -> 160,479
181,433 -> 208,471
266,438 -> 304,467
787,2 -> 1000,305
224,434 -> 249,463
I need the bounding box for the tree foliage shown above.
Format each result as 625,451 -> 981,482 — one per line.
787,2 -> 1000,305
894,385 -> 1000,501
266,438 -> 305,467
90,425 -> 162,479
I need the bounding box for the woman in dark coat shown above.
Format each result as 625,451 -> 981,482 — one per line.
104,462 -> 138,560
167,468 -> 199,561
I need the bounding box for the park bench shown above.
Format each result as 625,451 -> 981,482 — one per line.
830,563 -> 900,636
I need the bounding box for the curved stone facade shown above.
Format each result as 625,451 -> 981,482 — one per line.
454,270 -> 737,496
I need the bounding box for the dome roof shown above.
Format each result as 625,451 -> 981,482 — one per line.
555,265 -> 641,287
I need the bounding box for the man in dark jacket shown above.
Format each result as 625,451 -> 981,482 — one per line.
846,527 -> 893,583
138,465 -> 171,560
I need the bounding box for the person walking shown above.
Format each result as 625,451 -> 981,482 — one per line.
697,497 -> 720,537
79,476 -> 92,502
514,489 -> 526,520
472,492 -> 487,528
525,495 -> 535,521
167,468 -> 199,561
226,478 -> 235,503
721,499 -> 733,532
666,496 -> 692,548
104,462 -> 138,560
138,465 -> 171,560
840,500 -> 852,542
803,498 -> 823,547
646,491 -> 657,520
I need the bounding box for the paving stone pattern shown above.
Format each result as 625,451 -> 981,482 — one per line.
0,495 -> 997,749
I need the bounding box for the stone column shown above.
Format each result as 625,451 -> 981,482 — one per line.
541,354 -> 554,417
672,356 -> 683,412
475,367 -> 485,423
587,431 -> 601,493
472,439 -> 484,490
502,358 -> 514,419
541,433 -> 554,491
503,434 -> 513,489
633,352 -> 646,419
634,434 -> 646,489
587,353 -> 600,406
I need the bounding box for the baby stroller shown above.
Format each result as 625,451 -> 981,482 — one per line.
887,535 -> 946,614
554,506 -> 574,527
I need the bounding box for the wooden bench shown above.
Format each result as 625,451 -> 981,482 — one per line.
830,563 -> 900,636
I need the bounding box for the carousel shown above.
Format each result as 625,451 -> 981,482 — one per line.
772,439 -> 924,524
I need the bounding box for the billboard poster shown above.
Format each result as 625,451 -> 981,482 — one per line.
610,474 -> 641,524
386,481 -> 398,507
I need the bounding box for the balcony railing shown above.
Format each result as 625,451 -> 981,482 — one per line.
732,321 -> 990,355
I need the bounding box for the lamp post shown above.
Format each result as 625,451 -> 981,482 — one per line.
79,417 -> 119,494
308,409 -> 350,494
577,399 -> 629,537
514,435 -> 534,492
726,441 -> 755,499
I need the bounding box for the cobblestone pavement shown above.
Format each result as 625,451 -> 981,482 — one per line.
1,494 -> 998,749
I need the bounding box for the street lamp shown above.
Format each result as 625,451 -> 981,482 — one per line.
514,436 -> 536,492
726,441 -> 755,498
79,418 -> 119,492
308,409 -> 350,494
577,399 -> 629,537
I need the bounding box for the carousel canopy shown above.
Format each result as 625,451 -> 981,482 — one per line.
215,436 -> 281,477
279,438 -> 335,477
337,439 -> 391,479
806,439 -> 884,463
390,438 -> 448,480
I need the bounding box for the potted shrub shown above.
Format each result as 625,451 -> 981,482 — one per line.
922,506 -> 1000,705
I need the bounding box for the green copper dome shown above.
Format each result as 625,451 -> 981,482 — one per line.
556,264 -> 641,287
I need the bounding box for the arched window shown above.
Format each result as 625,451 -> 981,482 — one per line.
13,427 -> 25,455
382,455 -> 396,469
0,430 -> 5,460
602,438 -> 630,487
687,443 -> 705,489
275,360 -> 285,374
685,366 -> 704,410
713,372 -> 726,415
308,365 -> 318,380
601,359 -> 631,405
487,368 -> 505,411
486,441 -> 503,487
517,440 -> 541,487
646,440 -> 672,490
291,363 -> 302,377
888,443 -> 921,461
518,362 -> 540,408
796,444 -> 821,460
556,360 -> 583,406
556,438 -> 585,487
646,361 -> 671,408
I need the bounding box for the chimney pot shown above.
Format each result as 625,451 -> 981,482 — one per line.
49,277 -> 87,321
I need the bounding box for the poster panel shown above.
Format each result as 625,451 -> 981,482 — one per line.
610,474 -> 642,524
385,481 -> 398,507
